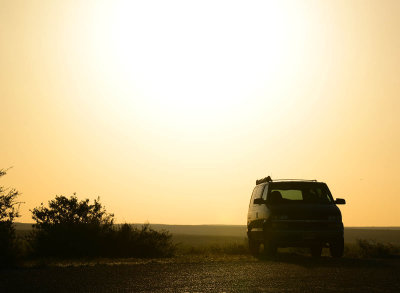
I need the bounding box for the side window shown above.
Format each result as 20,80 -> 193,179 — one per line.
254,185 -> 264,200
262,184 -> 269,200
249,186 -> 258,207
249,185 -> 267,206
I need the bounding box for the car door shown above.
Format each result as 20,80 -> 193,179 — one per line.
247,186 -> 258,229
248,184 -> 267,240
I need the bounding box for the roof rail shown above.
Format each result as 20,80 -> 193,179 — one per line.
256,176 -> 272,185
256,176 -> 318,185
272,179 -> 317,182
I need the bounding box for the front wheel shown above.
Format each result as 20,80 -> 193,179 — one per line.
329,237 -> 344,258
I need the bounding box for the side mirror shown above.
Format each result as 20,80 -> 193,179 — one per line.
253,198 -> 266,205
335,198 -> 346,205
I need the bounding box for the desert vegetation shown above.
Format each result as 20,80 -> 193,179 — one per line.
172,236 -> 400,259
30,195 -> 114,257
0,169 -> 22,266
29,195 -> 175,258
344,239 -> 400,259
0,168 -> 175,266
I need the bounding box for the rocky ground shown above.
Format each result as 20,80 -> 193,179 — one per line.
1,255 -> 400,292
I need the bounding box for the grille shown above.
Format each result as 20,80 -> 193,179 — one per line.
271,221 -> 341,231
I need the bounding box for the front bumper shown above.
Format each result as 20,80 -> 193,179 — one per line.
264,221 -> 343,246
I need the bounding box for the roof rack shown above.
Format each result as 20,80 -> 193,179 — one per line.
272,179 -> 317,182
256,176 -> 272,185
256,176 -> 317,185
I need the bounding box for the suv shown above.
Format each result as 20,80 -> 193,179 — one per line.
247,176 -> 346,257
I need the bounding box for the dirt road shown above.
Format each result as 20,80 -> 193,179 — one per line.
2,255 -> 400,292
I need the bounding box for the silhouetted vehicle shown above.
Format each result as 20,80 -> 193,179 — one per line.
247,176 -> 346,257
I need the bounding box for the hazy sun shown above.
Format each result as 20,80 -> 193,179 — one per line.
88,0 -> 306,131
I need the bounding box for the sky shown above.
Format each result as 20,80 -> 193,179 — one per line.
1,0 -> 399,226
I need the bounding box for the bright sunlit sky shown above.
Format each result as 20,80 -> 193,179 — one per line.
1,0 -> 399,226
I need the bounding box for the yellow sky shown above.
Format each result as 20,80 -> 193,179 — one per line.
1,0 -> 399,225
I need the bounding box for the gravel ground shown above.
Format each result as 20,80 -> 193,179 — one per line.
1,255 -> 400,292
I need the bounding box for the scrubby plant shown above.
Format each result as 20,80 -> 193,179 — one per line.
30,195 -> 114,257
356,239 -> 400,258
111,223 -> 175,258
0,169 -> 22,266
30,195 -> 175,258
343,240 -> 400,258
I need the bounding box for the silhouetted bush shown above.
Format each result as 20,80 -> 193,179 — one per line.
110,223 -> 175,258
30,195 -> 175,258
343,240 -> 400,258
356,239 -> 400,258
30,195 -> 114,257
0,169 -> 21,266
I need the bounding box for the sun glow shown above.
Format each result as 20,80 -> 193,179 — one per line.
88,1 -> 307,131
4,0 -> 399,225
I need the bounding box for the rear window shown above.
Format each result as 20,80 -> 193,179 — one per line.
268,182 -> 333,204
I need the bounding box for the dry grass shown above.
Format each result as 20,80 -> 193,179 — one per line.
173,234 -> 400,259
344,239 -> 400,258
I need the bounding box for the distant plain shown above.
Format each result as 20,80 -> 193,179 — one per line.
15,223 -> 400,246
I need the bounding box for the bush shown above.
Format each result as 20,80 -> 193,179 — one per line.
30,195 -> 114,257
356,239 -> 400,258
111,224 -> 175,258
30,195 -> 175,258
343,240 -> 400,259
0,169 -> 21,266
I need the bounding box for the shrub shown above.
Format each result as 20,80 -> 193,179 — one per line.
31,195 -> 114,257
356,239 -> 400,258
30,195 -> 175,258
0,169 -> 22,266
110,224 -> 175,258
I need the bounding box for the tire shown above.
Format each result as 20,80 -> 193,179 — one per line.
310,245 -> 322,258
330,237 -> 344,258
248,238 -> 260,256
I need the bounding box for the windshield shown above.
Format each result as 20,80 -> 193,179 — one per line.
267,182 -> 333,205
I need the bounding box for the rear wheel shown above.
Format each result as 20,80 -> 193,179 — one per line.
330,237 -> 344,258
310,245 -> 322,258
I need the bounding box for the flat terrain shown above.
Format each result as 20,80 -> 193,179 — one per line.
9,225 -> 400,292
15,223 -> 400,244
2,255 -> 400,292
